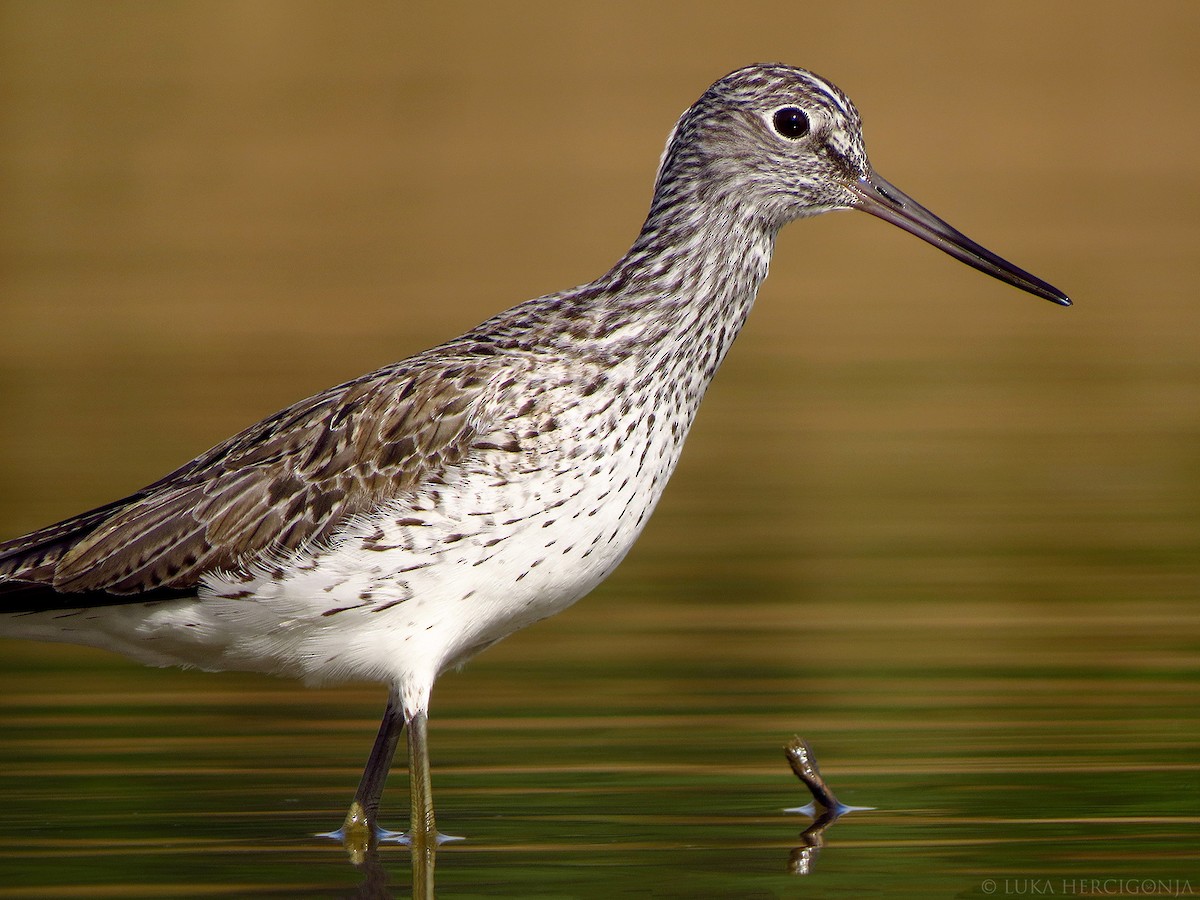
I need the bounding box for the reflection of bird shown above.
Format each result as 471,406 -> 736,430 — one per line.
0,64 -> 1068,845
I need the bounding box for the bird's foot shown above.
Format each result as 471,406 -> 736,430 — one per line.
318,801 -> 462,864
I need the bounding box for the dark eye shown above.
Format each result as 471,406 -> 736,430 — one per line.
772,107 -> 810,139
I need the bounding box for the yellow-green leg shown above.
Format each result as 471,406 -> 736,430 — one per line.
405,708 -> 436,844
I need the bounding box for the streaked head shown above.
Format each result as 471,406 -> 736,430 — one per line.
656,64 -> 1069,305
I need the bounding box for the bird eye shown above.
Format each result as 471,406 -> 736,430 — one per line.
772,107 -> 810,139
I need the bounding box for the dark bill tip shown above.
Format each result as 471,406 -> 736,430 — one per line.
848,172 -> 1071,307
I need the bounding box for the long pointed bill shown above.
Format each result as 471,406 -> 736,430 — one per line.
847,171 -> 1070,306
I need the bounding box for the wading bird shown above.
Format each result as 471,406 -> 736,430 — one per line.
0,64 -> 1068,847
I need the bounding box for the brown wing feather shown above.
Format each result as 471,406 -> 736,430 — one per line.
0,353 -> 505,604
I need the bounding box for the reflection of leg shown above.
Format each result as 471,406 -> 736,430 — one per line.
345,685 -> 407,832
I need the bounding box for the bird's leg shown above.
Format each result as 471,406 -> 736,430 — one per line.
343,685 -> 406,837
405,707 -> 437,847
403,707 -> 438,898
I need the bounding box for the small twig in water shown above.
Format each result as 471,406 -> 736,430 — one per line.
784,736 -> 845,812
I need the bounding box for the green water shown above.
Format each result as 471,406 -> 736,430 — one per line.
1,595 -> 1196,897
1,2 -> 1198,897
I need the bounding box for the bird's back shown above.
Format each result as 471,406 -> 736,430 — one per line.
0,349 -> 495,608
